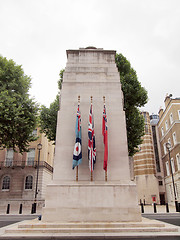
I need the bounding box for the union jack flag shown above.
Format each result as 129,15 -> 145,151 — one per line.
102,104 -> 108,171
88,104 -> 96,172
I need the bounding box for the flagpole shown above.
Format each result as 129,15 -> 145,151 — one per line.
75,95 -> 80,182
76,166 -> 78,181
103,96 -> 108,182
91,96 -> 93,181
91,171 -> 93,181
105,170 -> 107,181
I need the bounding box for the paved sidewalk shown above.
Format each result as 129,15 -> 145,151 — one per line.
139,204 -> 178,213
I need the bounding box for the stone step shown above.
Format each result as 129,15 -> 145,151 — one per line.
5,227 -> 178,234
18,222 -> 166,229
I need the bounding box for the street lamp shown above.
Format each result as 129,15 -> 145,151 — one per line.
166,142 -> 179,212
33,143 -> 42,214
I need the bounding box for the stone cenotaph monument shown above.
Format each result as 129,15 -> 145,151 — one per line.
42,47 -> 141,222
1,48 -> 180,238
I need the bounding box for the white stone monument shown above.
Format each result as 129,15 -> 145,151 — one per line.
42,47 -> 141,222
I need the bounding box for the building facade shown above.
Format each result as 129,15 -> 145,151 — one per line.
134,112 -> 161,204
158,95 -> 180,205
0,128 -> 54,214
150,114 -> 166,204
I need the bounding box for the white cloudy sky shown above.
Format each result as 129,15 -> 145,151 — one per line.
0,0 -> 180,114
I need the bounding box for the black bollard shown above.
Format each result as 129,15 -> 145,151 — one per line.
178,203 -> 180,212
166,203 -> 169,213
140,203 -> 144,213
31,203 -> 34,214
6,204 -> 10,214
175,201 -> 179,212
19,204 -> 22,214
153,203 -> 157,213
34,202 -> 37,214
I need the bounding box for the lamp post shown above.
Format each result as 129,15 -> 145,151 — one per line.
166,142 -> 179,212
33,143 -> 42,214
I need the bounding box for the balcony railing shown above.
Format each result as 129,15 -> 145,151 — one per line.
5,158 -> 13,167
0,161 -> 53,173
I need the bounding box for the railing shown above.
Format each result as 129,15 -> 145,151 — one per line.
0,161 -> 53,172
27,157 -> 35,166
4,158 -> 13,167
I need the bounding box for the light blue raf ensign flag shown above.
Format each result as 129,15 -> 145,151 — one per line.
72,104 -> 82,169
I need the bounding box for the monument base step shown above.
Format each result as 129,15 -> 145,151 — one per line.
1,218 -> 180,238
4,227 -> 179,234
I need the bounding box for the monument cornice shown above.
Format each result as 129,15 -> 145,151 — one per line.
66,48 -> 116,57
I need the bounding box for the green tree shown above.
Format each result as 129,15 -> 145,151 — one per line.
58,69 -> 64,90
39,95 -> 59,142
0,56 -> 38,153
39,69 -> 64,143
115,53 -> 148,156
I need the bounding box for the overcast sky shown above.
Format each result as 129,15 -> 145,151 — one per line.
0,0 -> 180,114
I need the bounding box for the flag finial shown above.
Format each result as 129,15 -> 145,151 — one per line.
103,96 -> 105,104
91,96 -> 93,103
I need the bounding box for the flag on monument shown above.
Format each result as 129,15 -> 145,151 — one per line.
102,104 -> 108,171
72,104 -> 82,169
88,104 -> 96,172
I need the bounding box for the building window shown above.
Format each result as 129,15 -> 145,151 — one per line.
165,120 -> 168,131
169,184 -> 173,200
5,149 -> 13,167
2,176 -> 10,190
159,181 -> 163,186
168,138 -> 171,148
145,124 -> 149,134
25,175 -> 33,190
161,127 -> 164,137
27,148 -> 35,166
164,143 -> 167,155
170,113 -> 173,125
178,110 -> 180,120
166,161 -> 170,176
171,158 -> 175,173
152,126 -> 161,172
143,112 -> 147,123
31,129 -> 37,137
172,132 -> 177,146
176,153 -> 180,171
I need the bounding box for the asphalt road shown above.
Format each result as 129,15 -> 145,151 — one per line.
0,214 -> 38,228
143,213 -> 180,226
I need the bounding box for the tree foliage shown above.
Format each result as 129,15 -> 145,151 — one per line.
58,69 -> 64,90
39,95 -> 59,142
39,69 -> 64,143
0,56 -> 38,153
115,53 -> 148,156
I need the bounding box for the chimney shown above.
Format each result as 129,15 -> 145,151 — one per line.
164,93 -> 172,108
158,107 -> 164,119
